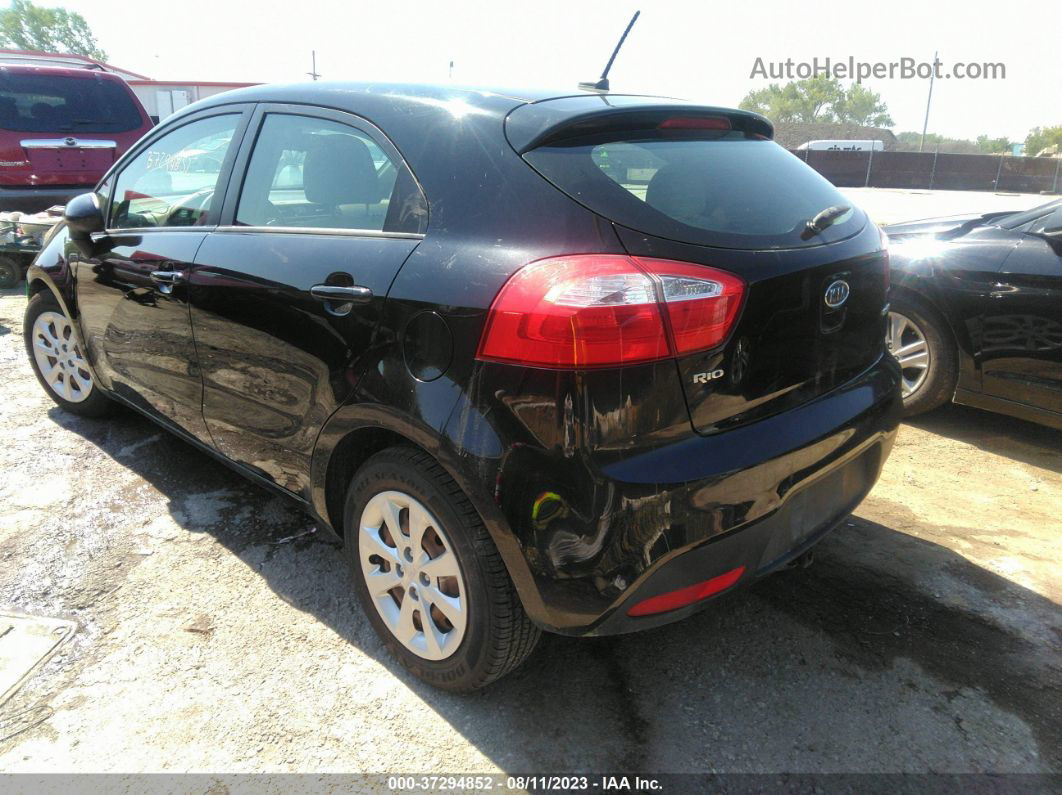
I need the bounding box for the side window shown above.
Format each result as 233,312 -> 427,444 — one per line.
109,114 -> 240,229
235,113 -> 426,233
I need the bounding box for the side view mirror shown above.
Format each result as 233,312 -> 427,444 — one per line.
64,192 -> 105,256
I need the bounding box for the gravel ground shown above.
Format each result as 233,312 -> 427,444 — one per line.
0,273 -> 1060,774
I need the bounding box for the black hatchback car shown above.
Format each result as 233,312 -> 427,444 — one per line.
24,83 -> 900,690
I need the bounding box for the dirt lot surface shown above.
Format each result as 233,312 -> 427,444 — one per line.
1,234 -> 1060,774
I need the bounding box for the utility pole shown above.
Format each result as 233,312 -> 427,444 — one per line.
919,51 -> 938,153
307,50 -> 320,81
449,60 -> 454,80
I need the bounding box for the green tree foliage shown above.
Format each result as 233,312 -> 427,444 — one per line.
0,0 -> 107,61
832,83 -> 894,127
895,131 -> 980,155
975,135 -> 1012,154
739,78 -> 893,126
1024,126 -> 1062,156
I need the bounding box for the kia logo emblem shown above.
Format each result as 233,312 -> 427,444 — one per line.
64,137 -> 76,146
824,279 -> 850,309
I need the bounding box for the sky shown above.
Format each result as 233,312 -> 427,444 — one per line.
29,0 -> 1062,142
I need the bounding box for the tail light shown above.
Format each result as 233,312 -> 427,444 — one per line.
476,254 -> 744,369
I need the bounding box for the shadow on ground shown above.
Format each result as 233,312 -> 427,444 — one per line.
907,403 -> 1062,473
50,405 -> 1062,773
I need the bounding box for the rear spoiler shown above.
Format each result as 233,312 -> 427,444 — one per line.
505,95 -> 774,154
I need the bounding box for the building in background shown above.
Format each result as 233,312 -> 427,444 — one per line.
0,48 -> 254,123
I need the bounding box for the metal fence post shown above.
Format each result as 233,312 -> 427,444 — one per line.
865,146 -> 875,187
1054,157 -> 1061,194
928,151 -> 938,190
993,154 -> 1004,191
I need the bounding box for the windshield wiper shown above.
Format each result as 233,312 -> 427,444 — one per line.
802,205 -> 851,239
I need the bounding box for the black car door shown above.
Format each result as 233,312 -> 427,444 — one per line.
187,104 -> 427,494
981,207 -> 1062,415
75,108 -> 251,443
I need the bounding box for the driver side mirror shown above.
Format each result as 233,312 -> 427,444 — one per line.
64,192 -> 106,257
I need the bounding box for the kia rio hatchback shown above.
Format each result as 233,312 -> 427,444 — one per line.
24,84 -> 901,690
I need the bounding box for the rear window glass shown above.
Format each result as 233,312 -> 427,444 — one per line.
0,74 -> 143,134
524,132 -> 866,250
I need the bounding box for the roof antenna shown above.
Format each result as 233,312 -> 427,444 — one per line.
579,10 -> 640,93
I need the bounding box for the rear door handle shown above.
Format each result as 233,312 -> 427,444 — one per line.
149,270 -> 184,294
150,270 -> 184,284
310,284 -> 373,304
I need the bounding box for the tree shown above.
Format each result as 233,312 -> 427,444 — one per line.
739,78 -> 893,127
976,135 -> 1011,154
1025,126 -> 1062,156
833,83 -> 894,127
0,0 -> 106,61
739,77 -> 844,123
894,131 -> 979,154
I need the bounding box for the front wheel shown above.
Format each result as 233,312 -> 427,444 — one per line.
344,446 -> 540,691
886,293 -> 957,417
24,291 -> 114,417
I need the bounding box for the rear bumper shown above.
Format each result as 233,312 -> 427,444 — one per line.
0,185 -> 79,213
500,354 -> 902,636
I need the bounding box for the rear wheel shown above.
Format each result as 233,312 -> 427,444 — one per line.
0,256 -> 19,289
344,446 -> 540,691
886,293 -> 957,416
24,291 -> 114,417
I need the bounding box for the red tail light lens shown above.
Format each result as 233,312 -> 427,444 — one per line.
627,566 -> 746,617
634,258 -> 745,356
476,255 -> 745,369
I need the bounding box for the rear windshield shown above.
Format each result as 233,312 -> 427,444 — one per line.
524,132 -> 866,250
0,73 -> 143,134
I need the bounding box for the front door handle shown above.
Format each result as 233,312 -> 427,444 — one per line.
310,284 -> 373,304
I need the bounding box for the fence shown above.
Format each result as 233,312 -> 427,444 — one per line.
792,149 -> 1062,194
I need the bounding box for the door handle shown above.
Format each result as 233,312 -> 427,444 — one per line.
150,270 -> 184,284
310,284 -> 373,304
149,270 -> 184,294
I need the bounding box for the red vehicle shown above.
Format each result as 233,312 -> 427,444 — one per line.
0,65 -> 153,212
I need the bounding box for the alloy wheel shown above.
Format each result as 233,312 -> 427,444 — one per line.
886,311 -> 931,398
358,490 -> 467,661
31,311 -> 94,403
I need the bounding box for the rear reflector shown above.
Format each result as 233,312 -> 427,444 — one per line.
476,255 -> 744,369
658,116 -> 732,131
626,566 -> 746,617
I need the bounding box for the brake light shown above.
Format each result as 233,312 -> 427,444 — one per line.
658,116 -> 732,131
476,255 -> 745,369
627,566 -> 746,617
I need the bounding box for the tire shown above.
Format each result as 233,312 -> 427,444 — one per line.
344,446 -> 540,691
887,292 -> 957,417
0,256 -> 19,290
24,291 -> 114,418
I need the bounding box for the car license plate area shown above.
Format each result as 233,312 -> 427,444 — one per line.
27,148 -> 113,173
756,444 -> 878,571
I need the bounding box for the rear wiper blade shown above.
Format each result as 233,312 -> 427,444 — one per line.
802,205 -> 851,238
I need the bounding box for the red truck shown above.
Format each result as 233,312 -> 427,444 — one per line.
0,64 -> 154,212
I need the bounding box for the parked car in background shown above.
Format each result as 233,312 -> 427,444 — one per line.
0,65 -> 153,212
886,199 -> 1062,429
24,83 -> 900,690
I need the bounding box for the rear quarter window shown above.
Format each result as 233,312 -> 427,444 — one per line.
523,132 -> 866,250
0,73 -> 143,134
